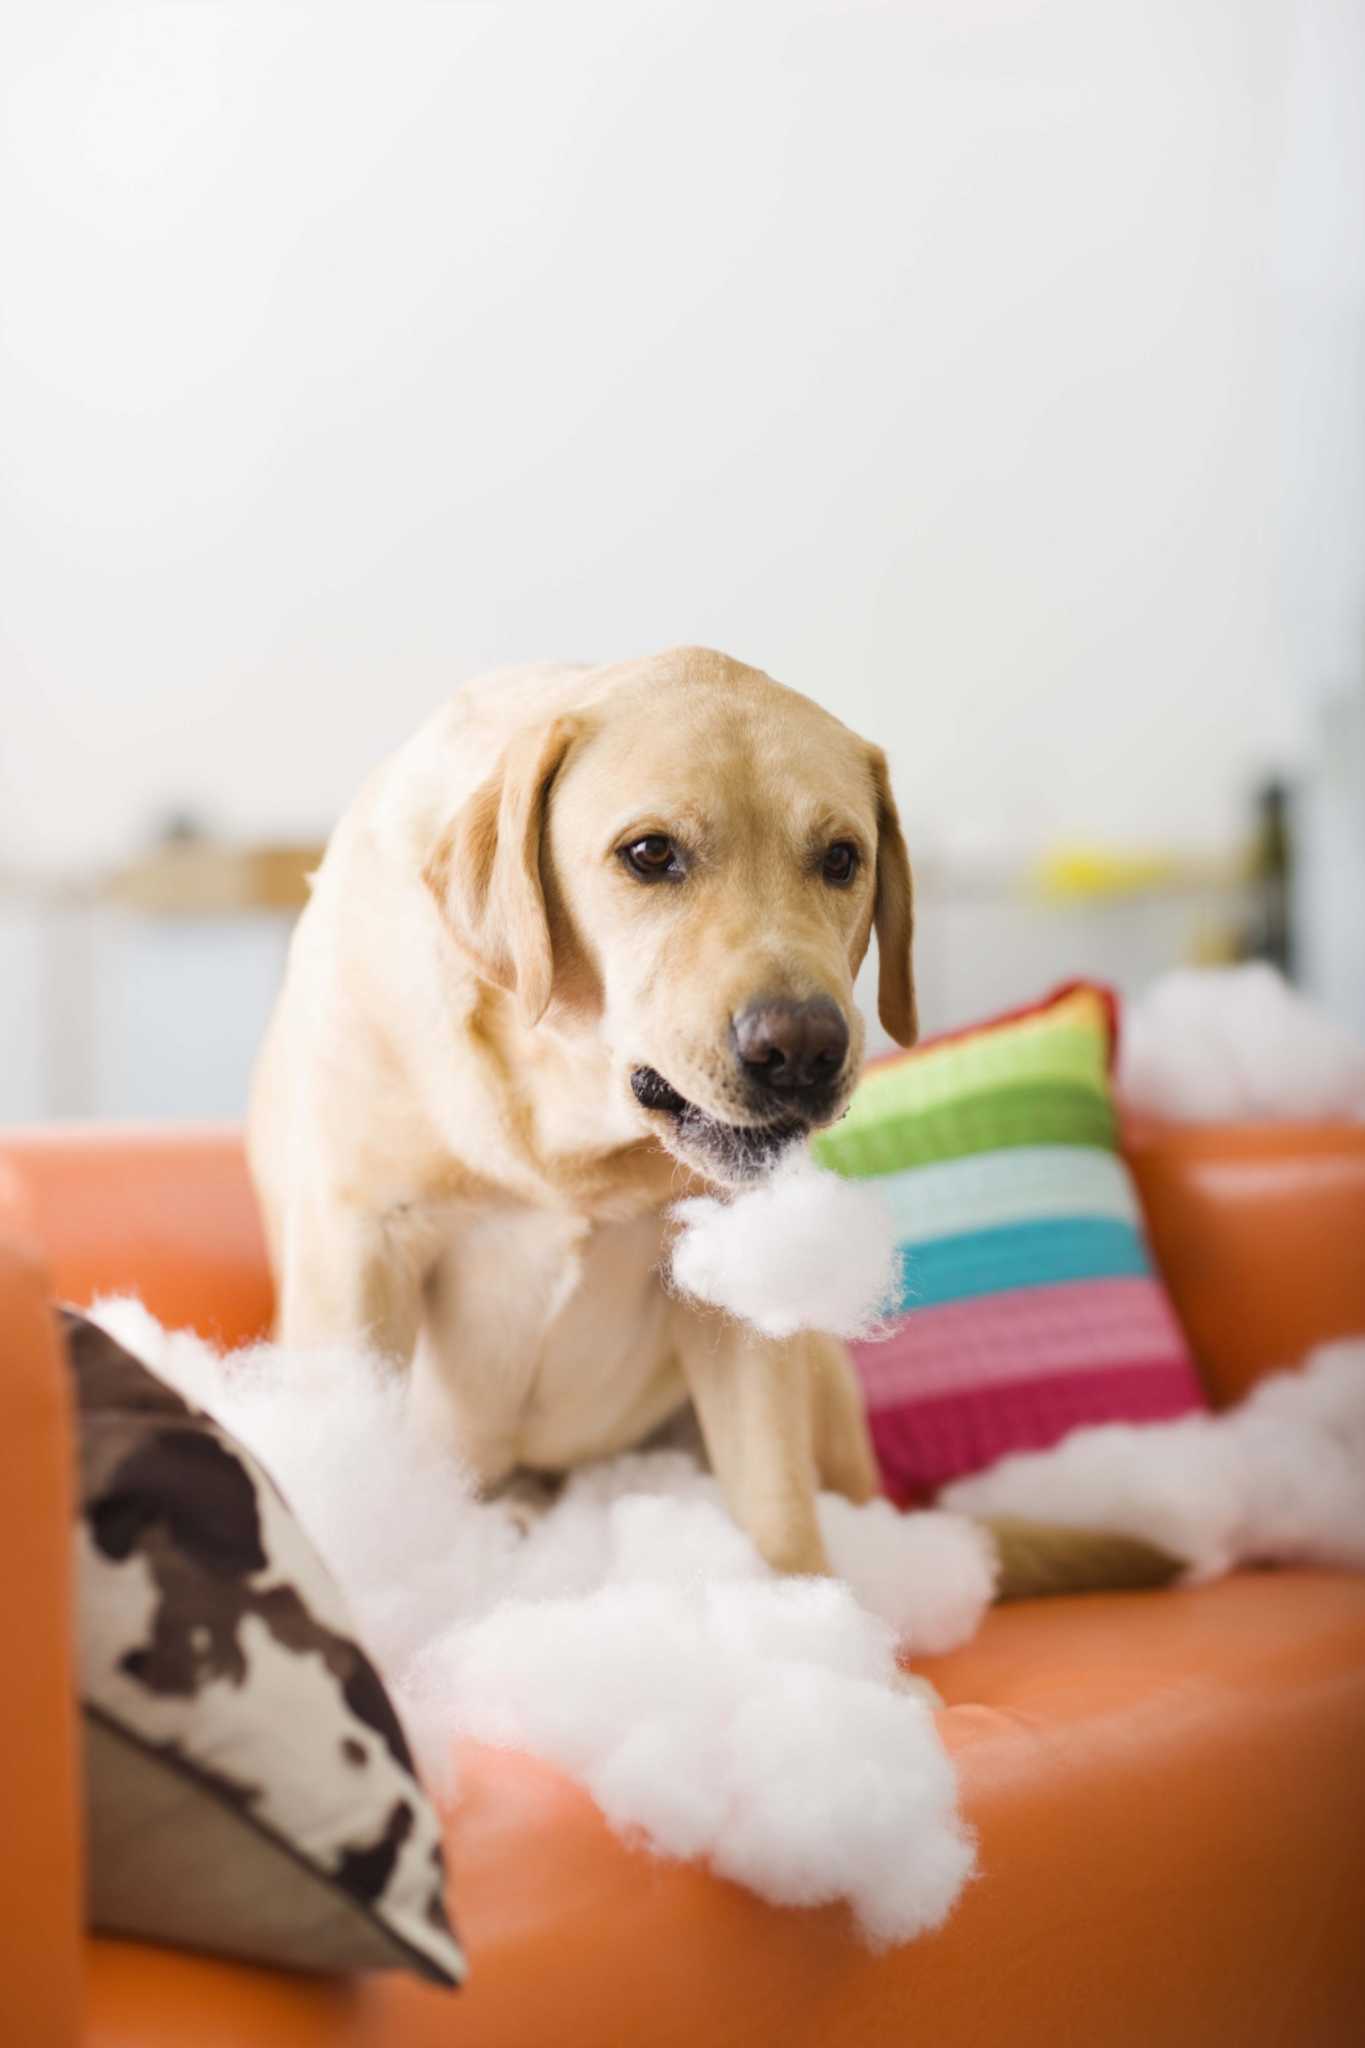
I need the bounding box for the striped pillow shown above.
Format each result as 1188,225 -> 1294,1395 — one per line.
813,984 -> 1206,1502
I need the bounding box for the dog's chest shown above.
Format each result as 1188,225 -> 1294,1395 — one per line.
414,1201 -> 683,1478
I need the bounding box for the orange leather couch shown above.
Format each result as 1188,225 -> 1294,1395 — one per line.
3,1122 -> 1365,2048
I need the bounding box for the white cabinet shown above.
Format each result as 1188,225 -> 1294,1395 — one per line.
1,896 -> 293,1123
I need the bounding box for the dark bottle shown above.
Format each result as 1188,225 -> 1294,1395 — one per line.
1242,778 -> 1293,977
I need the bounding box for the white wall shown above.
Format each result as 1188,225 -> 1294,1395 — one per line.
1,0 -> 1323,882
1276,1 -> 1365,1034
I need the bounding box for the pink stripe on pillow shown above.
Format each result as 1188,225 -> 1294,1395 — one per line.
868,1360 -> 1204,1502
852,1276 -> 1191,1406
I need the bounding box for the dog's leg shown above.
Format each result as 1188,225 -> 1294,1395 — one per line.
806,1334 -> 881,1505
275,1189 -> 424,1361
674,1310 -> 829,1576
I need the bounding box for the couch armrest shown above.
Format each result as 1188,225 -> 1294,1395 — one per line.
0,1125 -> 272,1348
0,1169 -> 83,2047
1125,1119 -> 1365,1406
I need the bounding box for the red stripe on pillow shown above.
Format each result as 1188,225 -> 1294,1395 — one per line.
852,1275 -> 1192,1406
868,1359 -> 1204,1503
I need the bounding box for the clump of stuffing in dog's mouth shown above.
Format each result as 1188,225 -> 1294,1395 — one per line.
630,1064 -> 901,1333
668,1150 -> 902,1340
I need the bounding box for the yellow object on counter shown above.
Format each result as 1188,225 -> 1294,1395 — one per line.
1031,846 -> 1185,901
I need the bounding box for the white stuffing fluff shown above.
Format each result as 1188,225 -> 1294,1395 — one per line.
89,1297 -> 988,1946
1118,964 -> 1365,1123
944,1341 -> 1365,1581
668,1151 -> 900,1338
89,1296 -> 1365,1943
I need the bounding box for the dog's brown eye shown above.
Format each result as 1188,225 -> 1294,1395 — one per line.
822,842 -> 859,885
621,835 -> 682,881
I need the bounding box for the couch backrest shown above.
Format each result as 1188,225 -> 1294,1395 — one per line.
3,1120 -> 1364,1400
1125,1119 -> 1365,1405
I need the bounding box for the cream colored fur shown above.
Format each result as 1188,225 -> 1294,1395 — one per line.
247,647 -> 916,1574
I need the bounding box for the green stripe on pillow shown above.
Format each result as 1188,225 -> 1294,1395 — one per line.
814,1080 -> 1117,1178
836,989 -> 1112,1134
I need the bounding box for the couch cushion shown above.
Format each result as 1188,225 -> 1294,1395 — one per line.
85,1570 -> 1365,2048
69,1310 -> 463,1985
813,984 -> 1207,1498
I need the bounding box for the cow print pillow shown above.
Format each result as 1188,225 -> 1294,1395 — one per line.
66,1309 -> 464,1985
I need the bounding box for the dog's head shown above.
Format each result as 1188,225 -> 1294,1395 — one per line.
425,648 -> 915,1184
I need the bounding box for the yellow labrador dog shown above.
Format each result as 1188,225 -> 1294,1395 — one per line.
248,647 -> 916,1574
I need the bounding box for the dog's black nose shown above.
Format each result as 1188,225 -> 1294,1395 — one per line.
733,997 -> 849,1097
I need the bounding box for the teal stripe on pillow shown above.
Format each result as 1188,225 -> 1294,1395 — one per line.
893,1215 -> 1151,1313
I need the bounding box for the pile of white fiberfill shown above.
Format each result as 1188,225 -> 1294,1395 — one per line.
91,1298 -> 1365,1946
944,1340 -> 1365,1582
91,1298 -> 995,1947
1118,964 -> 1365,1123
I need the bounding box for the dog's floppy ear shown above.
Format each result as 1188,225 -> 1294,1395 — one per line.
424,716 -> 577,1027
868,747 -> 917,1047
